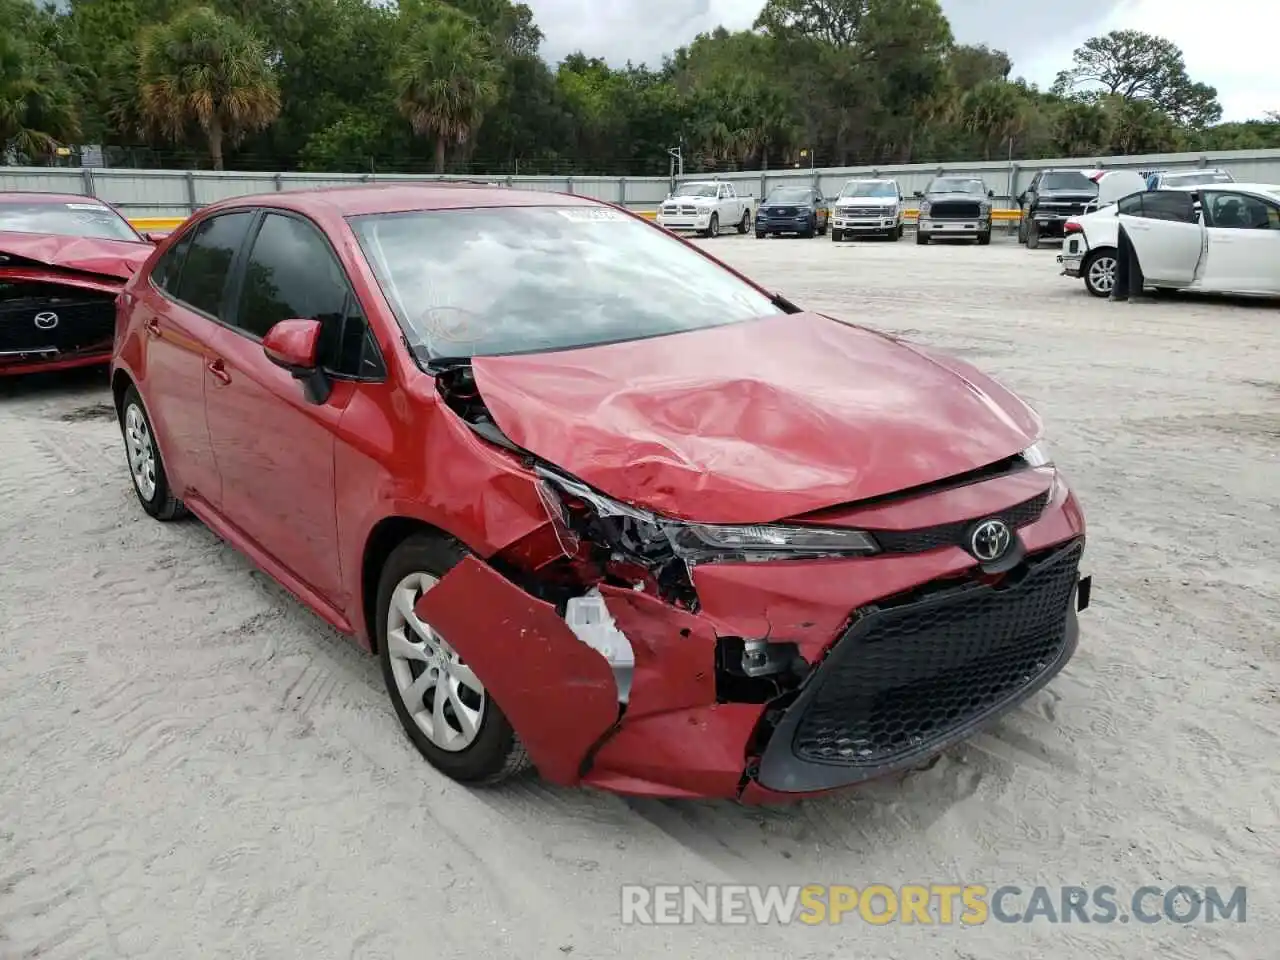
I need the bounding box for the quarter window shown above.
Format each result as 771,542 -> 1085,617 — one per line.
170,212 -> 254,318
150,230 -> 194,293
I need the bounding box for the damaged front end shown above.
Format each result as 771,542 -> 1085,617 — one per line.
424,361 -> 1090,801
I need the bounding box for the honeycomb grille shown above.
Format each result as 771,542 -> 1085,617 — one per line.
791,540 -> 1082,768
872,489 -> 1050,555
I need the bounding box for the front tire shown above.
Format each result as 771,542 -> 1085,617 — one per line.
120,385 -> 184,521
977,227 -> 992,246
800,215 -> 815,239
916,228 -> 929,245
831,229 -> 843,242
755,230 -> 766,239
1026,218 -> 1040,249
1082,248 -> 1118,298
885,225 -> 899,242
704,213 -> 720,238
377,533 -> 528,785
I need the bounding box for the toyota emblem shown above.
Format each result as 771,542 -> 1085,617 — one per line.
969,518 -> 1013,562
33,311 -> 59,330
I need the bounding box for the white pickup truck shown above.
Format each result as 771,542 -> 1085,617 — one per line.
656,181 -> 753,237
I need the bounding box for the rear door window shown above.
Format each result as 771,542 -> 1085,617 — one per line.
170,212 -> 254,318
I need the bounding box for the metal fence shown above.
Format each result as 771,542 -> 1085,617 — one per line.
4,147 -> 1279,220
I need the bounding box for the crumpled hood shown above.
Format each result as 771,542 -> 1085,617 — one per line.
0,231 -> 152,282
470,312 -> 1041,523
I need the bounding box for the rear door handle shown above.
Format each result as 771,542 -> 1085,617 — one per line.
206,358 -> 231,384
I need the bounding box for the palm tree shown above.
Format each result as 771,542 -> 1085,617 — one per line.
392,6 -> 499,173
0,32 -> 80,162
960,80 -> 1027,160
137,6 -> 281,170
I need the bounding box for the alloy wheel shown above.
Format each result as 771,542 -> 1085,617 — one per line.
385,571 -> 485,752
124,403 -> 157,501
1088,254 -> 1117,295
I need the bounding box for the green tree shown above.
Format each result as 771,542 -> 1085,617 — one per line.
1052,30 -> 1222,128
1051,99 -> 1112,157
137,5 -> 281,169
392,4 -> 499,173
0,0 -> 80,161
960,80 -> 1027,160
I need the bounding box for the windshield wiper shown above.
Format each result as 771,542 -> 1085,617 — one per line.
423,355 -> 473,373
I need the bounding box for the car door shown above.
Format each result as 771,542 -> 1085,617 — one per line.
1118,190 -> 1205,285
1198,190 -> 1280,294
201,210 -> 378,606
136,211 -> 256,506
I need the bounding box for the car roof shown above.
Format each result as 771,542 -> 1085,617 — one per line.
198,183 -> 603,219
0,190 -> 107,204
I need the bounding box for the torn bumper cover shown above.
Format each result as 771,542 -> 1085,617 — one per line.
416,534 -> 1093,801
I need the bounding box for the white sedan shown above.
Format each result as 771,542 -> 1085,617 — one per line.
1058,182 -> 1280,298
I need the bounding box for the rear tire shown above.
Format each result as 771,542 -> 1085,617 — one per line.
737,210 -> 750,234
1081,248 -> 1118,298
377,533 -> 529,786
119,385 -> 185,521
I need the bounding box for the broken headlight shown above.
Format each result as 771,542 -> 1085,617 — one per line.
536,466 -> 879,565
1021,440 -> 1052,467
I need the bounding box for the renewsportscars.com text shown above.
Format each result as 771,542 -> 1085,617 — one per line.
620,884 -> 1247,926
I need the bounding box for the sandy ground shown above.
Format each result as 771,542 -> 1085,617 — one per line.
1,232 -> 1277,960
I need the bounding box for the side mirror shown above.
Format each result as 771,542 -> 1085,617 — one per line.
142,231 -> 168,243
263,318 -> 330,404
987,190 -> 995,198
1017,192 -> 1027,204
913,190 -> 923,198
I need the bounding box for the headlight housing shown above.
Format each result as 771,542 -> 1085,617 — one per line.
536,467 -> 879,565
919,200 -> 931,216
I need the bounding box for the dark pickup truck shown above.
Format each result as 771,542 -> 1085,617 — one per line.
1017,169 -> 1099,249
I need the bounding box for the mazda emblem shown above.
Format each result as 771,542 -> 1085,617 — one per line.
969,518 -> 1012,562
33,311 -> 59,330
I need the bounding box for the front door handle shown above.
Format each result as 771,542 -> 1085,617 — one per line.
143,317 -> 160,337
206,358 -> 231,385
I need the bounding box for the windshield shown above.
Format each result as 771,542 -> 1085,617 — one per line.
672,184 -> 718,198
350,205 -> 782,360
0,200 -> 141,241
927,178 -> 986,195
1040,172 -> 1097,192
766,187 -> 811,203
840,181 -> 897,198
1164,171 -> 1233,186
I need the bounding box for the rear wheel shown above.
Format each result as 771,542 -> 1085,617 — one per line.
1082,248 -> 1118,298
377,533 -> 528,785
119,385 -> 185,521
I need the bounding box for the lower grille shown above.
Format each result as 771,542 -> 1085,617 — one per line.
0,291 -> 117,355
755,539 -> 1083,792
929,201 -> 981,219
839,206 -> 887,217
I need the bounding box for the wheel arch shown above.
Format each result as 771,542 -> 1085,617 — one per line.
359,515 -> 459,653
111,368 -> 135,419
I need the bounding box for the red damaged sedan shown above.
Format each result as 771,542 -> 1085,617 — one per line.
111,185 -> 1091,801
1,192 -> 154,376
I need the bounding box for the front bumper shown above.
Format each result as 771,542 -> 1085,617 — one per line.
657,214 -> 712,232
833,213 -> 898,231
919,217 -> 989,236
757,215 -> 813,233
0,343 -> 113,376
416,472 -> 1090,801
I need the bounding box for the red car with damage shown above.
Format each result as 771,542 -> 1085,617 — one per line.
110,185 -> 1091,802
0,192 -> 155,376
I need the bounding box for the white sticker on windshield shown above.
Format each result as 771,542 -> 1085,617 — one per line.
65,202 -> 110,211
556,207 -> 627,222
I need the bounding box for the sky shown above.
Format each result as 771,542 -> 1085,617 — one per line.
524,0 -> 1278,123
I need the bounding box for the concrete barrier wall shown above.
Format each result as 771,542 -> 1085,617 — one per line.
6,147 -> 1278,223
